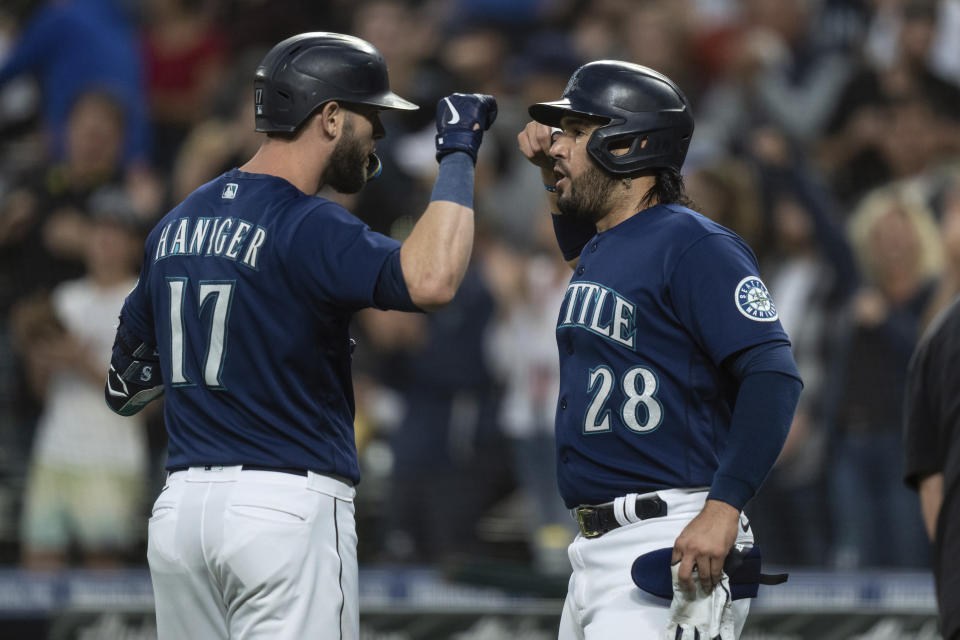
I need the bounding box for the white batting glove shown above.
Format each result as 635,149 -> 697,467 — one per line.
664,563 -> 735,640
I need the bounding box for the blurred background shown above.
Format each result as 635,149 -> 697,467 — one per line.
0,0 -> 957,637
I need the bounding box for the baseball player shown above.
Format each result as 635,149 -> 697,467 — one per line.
103,32 -> 496,640
517,61 -> 803,639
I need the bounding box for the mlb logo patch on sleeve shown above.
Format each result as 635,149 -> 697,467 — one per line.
735,276 -> 778,321
222,183 -> 239,199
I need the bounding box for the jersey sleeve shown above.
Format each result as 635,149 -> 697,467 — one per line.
373,248 -> 420,312
903,338 -> 941,489
667,233 -> 789,365
291,202 -> 404,311
119,245 -> 156,344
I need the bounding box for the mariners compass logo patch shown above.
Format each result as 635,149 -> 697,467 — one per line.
735,276 -> 778,322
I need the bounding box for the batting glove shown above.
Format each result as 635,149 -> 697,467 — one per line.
434,93 -> 498,163
105,320 -> 165,416
665,563 -> 736,640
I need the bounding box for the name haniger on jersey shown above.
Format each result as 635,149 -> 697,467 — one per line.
154,216 -> 268,269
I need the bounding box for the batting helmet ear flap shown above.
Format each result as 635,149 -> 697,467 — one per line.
586,129 -> 650,172
586,116 -> 692,175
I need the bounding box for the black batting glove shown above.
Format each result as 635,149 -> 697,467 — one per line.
435,93 -> 498,163
105,320 -> 164,416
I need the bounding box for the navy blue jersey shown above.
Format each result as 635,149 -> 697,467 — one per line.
120,169 -> 416,483
555,204 -> 789,507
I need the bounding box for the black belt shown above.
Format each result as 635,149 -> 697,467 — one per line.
167,465 -> 309,477
575,496 -> 668,539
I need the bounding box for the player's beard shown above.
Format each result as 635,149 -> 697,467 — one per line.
322,119 -> 369,194
556,161 -> 618,225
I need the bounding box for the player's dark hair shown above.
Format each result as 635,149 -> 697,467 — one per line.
640,168 -> 693,209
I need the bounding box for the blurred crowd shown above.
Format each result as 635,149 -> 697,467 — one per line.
1,0 -> 959,576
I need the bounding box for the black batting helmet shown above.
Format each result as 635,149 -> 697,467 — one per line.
254,32 -> 418,134
529,60 -> 693,175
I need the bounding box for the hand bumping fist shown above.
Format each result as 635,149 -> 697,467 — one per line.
434,93 -> 498,163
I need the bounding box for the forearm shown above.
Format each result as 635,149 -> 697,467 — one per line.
918,472 -> 943,542
710,342 -> 803,509
401,153 -> 475,310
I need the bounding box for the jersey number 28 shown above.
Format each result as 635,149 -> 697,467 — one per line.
584,365 -> 662,433
167,278 -> 235,388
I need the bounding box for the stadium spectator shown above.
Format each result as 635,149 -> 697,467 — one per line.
825,186 -> 941,568
479,32 -> 581,246
370,266 -> 509,564
0,88 -> 150,567
740,129 -> 856,566
819,0 -> 960,209
350,0 -> 447,237
692,0 -> 853,158
623,0 -> 698,101
13,189 -> 149,569
168,52 -> 264,204
484,227 -> 578,576
0,0 -> 150,165
141,0 -> 227,171
0,90 -> 128,310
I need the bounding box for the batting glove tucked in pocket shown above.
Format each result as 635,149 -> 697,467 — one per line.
665,563 -> 735,640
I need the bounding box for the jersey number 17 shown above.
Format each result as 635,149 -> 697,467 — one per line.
167,278 -> 235,389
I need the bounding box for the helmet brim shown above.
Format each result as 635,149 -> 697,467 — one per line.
529,99 -> 610,128
368,91 -> 419,111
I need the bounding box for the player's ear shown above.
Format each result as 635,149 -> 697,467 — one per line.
316,101 -> 343,140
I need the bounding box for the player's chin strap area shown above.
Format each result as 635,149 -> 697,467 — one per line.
632,545 -> 788,600
366,153 -> 383,181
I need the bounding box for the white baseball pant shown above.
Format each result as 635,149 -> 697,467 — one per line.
558,488 -> 754,639
147,466 -> 357,640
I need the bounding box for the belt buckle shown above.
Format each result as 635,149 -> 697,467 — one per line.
575,506 -> 601,538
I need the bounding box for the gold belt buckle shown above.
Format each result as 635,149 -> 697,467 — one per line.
575,506 -> 601,538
